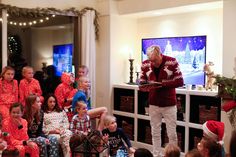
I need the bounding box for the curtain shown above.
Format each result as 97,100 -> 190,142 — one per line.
81,10 -> 96,107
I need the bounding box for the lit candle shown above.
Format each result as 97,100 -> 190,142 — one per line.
129,51 -> 134,60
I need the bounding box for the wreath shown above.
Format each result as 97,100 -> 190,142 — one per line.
0,3 -> 99,39
215,75 -> 236,129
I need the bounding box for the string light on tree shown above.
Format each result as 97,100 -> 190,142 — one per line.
8,35 -> 22,54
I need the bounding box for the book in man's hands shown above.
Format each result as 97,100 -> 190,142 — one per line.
139,81 -> 162,92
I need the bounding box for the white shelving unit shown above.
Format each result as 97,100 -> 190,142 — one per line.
112,83 -> 221,153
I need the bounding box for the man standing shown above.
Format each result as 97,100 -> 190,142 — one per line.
139,45 -> 184,157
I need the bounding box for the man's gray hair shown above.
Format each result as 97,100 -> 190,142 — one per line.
146,45 -> 161,59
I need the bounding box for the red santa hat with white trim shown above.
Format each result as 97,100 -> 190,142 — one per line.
202,120 -> 225,144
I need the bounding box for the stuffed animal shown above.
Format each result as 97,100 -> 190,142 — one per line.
203,62 -> 215,91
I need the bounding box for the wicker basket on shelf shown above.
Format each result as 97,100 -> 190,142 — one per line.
199,105 -> 218,124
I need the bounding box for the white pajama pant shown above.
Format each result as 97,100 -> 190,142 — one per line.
149,105 -> 177,157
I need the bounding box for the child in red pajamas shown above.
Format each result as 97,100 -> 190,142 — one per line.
2,103 -> 39,157
19,66 -> 43,106
0,66 -> 18,119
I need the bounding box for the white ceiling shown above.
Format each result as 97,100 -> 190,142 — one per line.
121,1 -> 223,18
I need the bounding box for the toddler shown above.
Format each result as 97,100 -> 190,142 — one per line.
70,101 -> 91,135
102,115 -> 135,156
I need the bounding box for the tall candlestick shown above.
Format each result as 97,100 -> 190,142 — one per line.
128,59 -> 135,85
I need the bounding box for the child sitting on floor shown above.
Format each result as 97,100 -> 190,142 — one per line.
69,101 -> 91,151
197,136 -> 222,157
202,120 -> 225,157
164,143 -> 181,157
70,101 -> 91,135
2,103 -> 39,157
42,94 -> 72,157
102,115 -> 135,157
19,66 -> 43,106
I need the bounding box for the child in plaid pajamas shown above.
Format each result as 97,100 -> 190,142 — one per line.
69,101 -> 91,152
70,101 -> 91,135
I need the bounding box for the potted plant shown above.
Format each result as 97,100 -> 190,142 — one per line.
214,75 -> 236,129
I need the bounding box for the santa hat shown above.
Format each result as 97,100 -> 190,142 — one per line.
222,100 -> 236,112
202,120 -> 225,144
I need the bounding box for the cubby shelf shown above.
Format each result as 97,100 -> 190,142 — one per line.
112,83 -> 221,153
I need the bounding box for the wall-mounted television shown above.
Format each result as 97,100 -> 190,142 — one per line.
142,35 -> 206,86
53,43 -> 73,76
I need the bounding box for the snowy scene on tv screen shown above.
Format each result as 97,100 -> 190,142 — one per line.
142,36 -> 206,85
53,44 -> 73,76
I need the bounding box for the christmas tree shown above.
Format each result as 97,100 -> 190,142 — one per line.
7,35 -> 27,81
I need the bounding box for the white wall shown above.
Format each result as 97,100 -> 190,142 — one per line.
223,0 -> 236,77
96,15 -> 111,109
31,27 -> 73,71
220,0 -> 236,153
116,0 -> 221,15
136,9 -> 223,74
110,15 -> 138,84
96,1 -> 139,111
